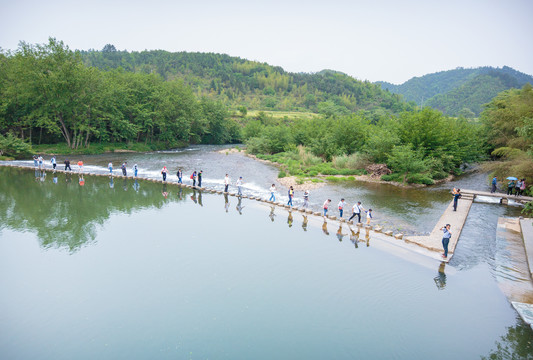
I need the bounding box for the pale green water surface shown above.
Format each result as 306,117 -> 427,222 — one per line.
0,165 -> 532,359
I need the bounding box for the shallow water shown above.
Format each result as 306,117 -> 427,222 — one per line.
1,150 -> 532,359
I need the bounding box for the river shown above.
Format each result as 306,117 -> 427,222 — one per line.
0,145 -> 531,359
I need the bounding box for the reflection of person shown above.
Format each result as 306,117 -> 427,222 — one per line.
434,262 -> 447,290
453,189 -> 461,211
133,179 -> 139,192
302,215 -> 308,231
269,206 -> 276,222
190,189 -> 197,203
349,227 -> 359,248
162,183 -> 169,199
178,187 -> 183,200
109,177 -> 114,189
78,175 -> 85,186
269,184 -> 276,201
364,228 -> 370,246
236,197 -> 244,214
336,224 -> 345,242
440,224 -> 452,259
322,220 -> 329,235
287,211 -> 293,227
53,174 -> 58,184
198,191 -> 203,206
224,193 -> 230,212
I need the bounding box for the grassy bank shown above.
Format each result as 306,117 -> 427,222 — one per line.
31,141 -> 187,156
251,146 -> 367,179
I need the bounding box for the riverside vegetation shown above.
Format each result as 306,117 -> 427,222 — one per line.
1,38 -> 532,197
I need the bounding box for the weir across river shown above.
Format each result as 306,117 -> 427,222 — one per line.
1,163 -> 531,264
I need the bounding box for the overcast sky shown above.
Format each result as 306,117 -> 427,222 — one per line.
1,0 -> 532,84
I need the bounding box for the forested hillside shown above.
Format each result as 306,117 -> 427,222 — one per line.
376,67 -> 533,116
80,46 -> 411,115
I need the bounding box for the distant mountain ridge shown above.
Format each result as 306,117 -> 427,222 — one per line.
376,66 -> 533,116
80,47 -> 410,115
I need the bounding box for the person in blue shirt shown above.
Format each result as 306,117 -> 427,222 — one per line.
440,224 -> 452,259
453,189 -> 462,211
491,176 -> 497,193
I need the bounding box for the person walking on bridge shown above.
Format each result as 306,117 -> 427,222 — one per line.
491,176 -> 497,193
348,201 -> 365,223
453,189 -> 461,211
440,224 -> 452,259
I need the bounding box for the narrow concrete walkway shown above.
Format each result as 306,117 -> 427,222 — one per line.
404,197 -> 473,262
509,217 -> 533,330
520,218 -> 533,279
462,189 -> 533,203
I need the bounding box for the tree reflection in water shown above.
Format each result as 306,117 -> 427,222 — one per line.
0,167 -> 188,253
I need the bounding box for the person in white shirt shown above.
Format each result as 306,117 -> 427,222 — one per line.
224,174 -> 230,192
269,184 -> 276,201
338,198 -> 346,218
236,176 -> 243,196
348,201 -> 365,223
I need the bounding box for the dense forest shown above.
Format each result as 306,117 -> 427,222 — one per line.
0,39 -> 241,150
481,83 -> 533,195
377,67 -> 533,116
80,45 -> 412,115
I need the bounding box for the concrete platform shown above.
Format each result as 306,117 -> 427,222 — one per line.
520,218 -> 533,279
405,197 -> 473,262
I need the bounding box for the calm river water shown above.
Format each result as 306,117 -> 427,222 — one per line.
0,146 -> 532,359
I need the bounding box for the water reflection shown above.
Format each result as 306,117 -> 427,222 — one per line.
434,262 -> 447,290
482,318 -> 533,359
302,215 -> 308,231
236,197 -> 244,215
350,227 -> 359,249
336,224 -> 346,242
287,211 -> 293,227
269,206 -> 276,222
322,220 -> 329,236
224,193 -> 230,213
0,167 -> 188,252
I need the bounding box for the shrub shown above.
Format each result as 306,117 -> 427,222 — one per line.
0,134 -> 33,159
278,170 -> 287,178
406,174 -> 434,185
381,174 -> 402,182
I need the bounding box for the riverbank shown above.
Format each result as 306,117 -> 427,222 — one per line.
238,150 -> 456,190
30,141 -> 188,156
